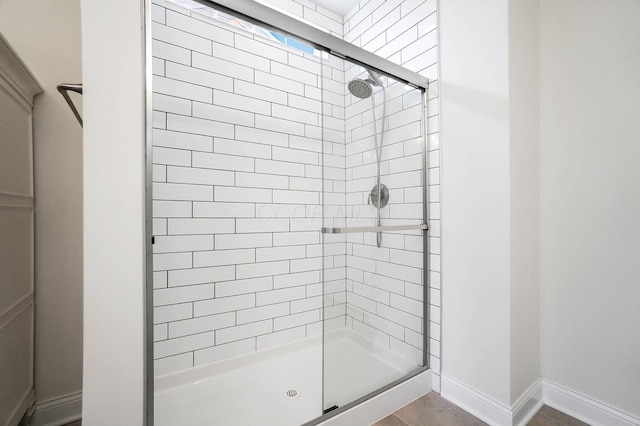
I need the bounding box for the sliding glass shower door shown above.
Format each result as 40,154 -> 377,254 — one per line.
321,56 -> 428,412
148,1 -> 430,424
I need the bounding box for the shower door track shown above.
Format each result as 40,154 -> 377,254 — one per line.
191,0 -> 429,90
321,224 -> 429,234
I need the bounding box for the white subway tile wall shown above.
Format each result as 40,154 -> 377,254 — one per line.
151,0 -> 440,391
343,0 -> 441,392
341,41 -> 429,372
151,0 -> 346,376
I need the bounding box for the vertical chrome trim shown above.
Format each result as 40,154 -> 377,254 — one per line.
422,89 -> 431,369
143,0 -> 154,424
319,51 -> 327,415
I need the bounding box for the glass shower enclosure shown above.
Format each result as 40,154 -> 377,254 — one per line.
147,0 -> 430,424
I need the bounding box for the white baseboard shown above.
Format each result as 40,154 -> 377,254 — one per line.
542,380 -> 640,426
320,370 -> 432,426
26,378 -> 636,426
512,380 -> 544,426
441,375 -> 512,425
431,372 -> 441,393
441,375 -> 543,426
30,392 -> 82,426
441,375 -> 640,426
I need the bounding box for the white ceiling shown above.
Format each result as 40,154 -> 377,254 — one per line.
313,0 -> 361,17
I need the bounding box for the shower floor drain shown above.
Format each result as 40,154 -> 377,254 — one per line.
283,389 -> 301,399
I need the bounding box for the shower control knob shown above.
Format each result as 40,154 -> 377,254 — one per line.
368,183 -> 389,208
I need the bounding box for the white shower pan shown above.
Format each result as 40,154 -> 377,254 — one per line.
155,329 -> 431,425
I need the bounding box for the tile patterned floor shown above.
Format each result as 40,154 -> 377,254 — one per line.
373,392 -> 589,426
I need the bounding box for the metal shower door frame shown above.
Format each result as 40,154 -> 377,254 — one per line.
311,77 -> 431,426
143,1 -> 432,425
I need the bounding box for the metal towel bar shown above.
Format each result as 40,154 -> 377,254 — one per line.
320,224 -> 429,234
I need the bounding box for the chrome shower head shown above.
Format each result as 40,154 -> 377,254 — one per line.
348,78 -> 373,98
348,69 -> 383,98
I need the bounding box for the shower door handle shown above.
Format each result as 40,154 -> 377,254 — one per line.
320,224 -> 429,234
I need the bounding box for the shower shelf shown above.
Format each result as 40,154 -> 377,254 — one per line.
320,224 -> 429,234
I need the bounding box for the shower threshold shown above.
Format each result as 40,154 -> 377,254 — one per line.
154,329 -> 430,426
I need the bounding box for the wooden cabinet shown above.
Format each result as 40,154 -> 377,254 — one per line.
0,33 -> 42,426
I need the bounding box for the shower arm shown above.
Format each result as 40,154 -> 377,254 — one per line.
57,83 -> 83,127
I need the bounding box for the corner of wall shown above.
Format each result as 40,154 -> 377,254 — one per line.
81,0 -> 146,423
507,0 -> 541,405
31,392 -> 82,426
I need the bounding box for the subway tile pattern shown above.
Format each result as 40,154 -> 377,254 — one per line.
341,73 -> 426,367
344,0 -> 441,392
151,0 -> 440,389
151,0 -> 346,376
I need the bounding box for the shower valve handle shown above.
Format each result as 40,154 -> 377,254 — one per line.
368,184 -> 389,209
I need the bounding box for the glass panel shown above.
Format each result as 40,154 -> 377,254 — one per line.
150,2 -> 328,425
150,1 -> 427,423
322,55 -> 426,411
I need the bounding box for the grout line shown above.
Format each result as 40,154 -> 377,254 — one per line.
150,0 -> 442,373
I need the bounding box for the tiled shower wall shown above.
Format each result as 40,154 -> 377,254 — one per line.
342,72 -> 426,367
343,0 -> 442,391
150,0 -> 346,375
150,0 -> 441,389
